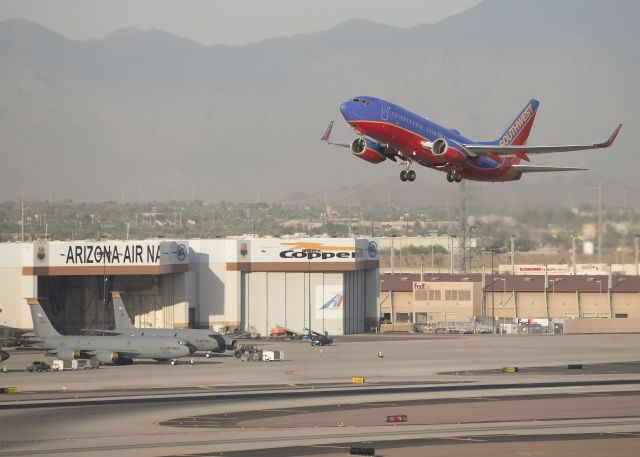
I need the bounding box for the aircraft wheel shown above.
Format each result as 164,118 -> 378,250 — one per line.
205,352 -> 211,358
407,170 -> 416,182
400,170 -> 407,182
454,173 -> 463,183
446,171 -> 454,182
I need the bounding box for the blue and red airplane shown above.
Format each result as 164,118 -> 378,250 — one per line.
322,97 -> 621,183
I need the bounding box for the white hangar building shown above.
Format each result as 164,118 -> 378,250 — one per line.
0,238 -> 380,337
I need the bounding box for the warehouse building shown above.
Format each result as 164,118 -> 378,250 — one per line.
0,238 -> 379,337
380,272 -> 640,333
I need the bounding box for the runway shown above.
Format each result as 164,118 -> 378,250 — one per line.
2,380 -> 640,456
2,334 -> 640,456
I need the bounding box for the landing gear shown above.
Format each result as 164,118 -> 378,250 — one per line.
446,169 -> 463,183
400,169 -> 416,182
446,170 -> 454,182
205,351 -> 212,358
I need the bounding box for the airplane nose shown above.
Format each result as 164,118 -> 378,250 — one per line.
340,102 -> 352,120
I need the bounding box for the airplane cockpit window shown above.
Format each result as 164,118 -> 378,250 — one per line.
351,98 -> 371,106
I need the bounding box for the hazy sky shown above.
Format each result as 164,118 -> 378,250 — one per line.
0,0 -> 480,45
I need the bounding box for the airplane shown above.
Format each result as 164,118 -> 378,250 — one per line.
322,96 -> 621,183
25,298 -> 193,364
108,291 -> 229,356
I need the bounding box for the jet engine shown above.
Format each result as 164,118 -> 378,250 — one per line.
350,137 -> 387,164
430,138 -> 468,162
209,334 -> 227,353
55,349 -> 81,361
94,351 -> 120,364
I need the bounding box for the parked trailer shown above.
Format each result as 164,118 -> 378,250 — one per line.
52,359 -> 99,371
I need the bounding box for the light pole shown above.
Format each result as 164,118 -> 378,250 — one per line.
635,234 -> 639,276
497,278 -> 506,331
302,248 -> 320,336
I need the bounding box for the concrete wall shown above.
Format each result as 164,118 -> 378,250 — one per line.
611,293 -> 640,318
413,282 -> 477,322
0,244 -> 37,334
564,318 -> 640,334
547,292 -> 580,319
188,239 -> 241,330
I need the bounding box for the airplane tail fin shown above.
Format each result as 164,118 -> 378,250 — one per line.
111,291 -> 135,330
496,99 -> 539,147
26,298 -> 62,338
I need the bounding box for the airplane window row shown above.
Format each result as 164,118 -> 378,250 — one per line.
391,111 -> 425,131
352,98 -> 371,106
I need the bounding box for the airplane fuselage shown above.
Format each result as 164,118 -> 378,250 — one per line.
119,328 -> 226,354
340,96 -> 522,182
35,335 -> 192,361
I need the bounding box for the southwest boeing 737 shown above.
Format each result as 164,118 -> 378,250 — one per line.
322,97 -> 621,183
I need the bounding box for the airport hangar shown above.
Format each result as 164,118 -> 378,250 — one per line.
0,238 -> 379,338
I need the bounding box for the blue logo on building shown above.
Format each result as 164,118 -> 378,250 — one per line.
176,244 -> 187,261
367,241 -> 378,258
319,293 -> 343,311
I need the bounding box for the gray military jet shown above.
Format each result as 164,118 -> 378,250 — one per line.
26,298 -> 193,364
110,292 -> 227,357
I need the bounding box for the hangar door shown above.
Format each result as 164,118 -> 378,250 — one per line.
243,271 -> 349,336
37,274 -> 182,334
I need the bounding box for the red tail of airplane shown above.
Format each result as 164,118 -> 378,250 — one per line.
491,99 -> 540,163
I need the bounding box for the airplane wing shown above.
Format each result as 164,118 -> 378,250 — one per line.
466,124 -> 622,161
321,121 -> 350,148
81,329 -> 122,336
81,349 -> 141,358
512,165 -> 587,173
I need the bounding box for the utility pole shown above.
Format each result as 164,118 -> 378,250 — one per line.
598,183 -> 602,264
510,235 -> 516,275
635,234 -> 639,276
20,189 -> 25,242
457,182 -> 474,274
572,234 -> 577,275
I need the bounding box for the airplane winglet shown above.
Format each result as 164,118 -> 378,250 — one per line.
600,123 -> 622,148
321,121 -> 334,142
320,121 -> 351,148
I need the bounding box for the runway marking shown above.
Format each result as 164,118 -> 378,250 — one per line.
311,445 -> 352,449
266,409 -> 308,413
441,437 -> 488,442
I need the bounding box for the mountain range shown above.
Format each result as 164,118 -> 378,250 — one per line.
0,0 -> 638,207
